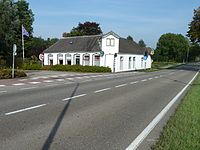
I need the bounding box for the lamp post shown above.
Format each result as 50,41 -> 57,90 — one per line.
12,44 -> 17,78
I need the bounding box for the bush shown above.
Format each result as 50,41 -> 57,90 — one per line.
22,63 -> 42,70
0,69 -> 27,79
42,65 -> 111,73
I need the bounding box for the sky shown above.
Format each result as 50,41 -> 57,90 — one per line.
27,0 -> 199,48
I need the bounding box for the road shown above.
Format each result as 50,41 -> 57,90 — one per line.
0,64 -> 199,150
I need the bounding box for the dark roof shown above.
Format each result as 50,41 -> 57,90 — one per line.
44,35 -> 101,53
119,38 -> 145,55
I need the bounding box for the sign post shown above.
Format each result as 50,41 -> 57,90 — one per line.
39,53 -> 44,67
12,44 -> 17,78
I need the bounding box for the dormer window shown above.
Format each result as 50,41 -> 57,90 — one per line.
106,38 -> 115,46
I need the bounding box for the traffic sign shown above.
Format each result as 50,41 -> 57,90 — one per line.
39,53 -> 44,61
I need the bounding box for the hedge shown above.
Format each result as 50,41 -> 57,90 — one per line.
42,65 -> 111,73
0,69 -> 27,79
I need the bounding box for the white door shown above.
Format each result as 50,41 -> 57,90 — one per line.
105,54 -> 114,71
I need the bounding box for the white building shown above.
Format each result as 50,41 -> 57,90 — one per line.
44,31 -> 152,72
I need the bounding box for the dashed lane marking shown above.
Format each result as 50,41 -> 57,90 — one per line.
141,79 -> 148,82
115,84 -> 127,88
94,88 -> 111,93
5,104 -> 47,116
62,94 -> 87,101
130,81 -> 139,84
13,83 -> 25,86
148,78 -> 153,80
43,80 -> 54,83
29,81 -> 40,84
0,85 -> 6,87
55,79 -> 65,82
0,91 -> 7,93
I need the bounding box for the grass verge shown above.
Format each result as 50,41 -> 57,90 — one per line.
152,74 -> 200,150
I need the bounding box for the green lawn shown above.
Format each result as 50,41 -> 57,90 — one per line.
152,74 -> 200,150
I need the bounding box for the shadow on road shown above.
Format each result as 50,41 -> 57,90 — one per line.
42,83 -> 80,150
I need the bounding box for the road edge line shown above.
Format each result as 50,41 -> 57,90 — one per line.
126,71 -> 199,150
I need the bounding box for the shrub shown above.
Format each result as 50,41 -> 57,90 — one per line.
0,69 -> 27,79
22,63 -> 42,70
42,65 -> 111,73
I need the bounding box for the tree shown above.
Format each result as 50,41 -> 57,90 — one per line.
0,0 -> 34,65
0,0 -> 19,64
155,33 -> 189,62
138,39 -> 146,47
188,43 -> 200,62
63,21 -> 102,37
187,7 -> 200,43
127,35 -> 133,41
14,0 -> 34,57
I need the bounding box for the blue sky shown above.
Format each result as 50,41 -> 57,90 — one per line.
27,0 -> 199,48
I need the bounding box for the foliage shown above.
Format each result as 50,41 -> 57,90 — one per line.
152,75 -> 200,150
187,7 -> 200,43
44,65 -> 111,73
138,39 -> 146,47
0,0 -> 34,65
127,35 -> 133,41
25,37 -> 58,58
0,69 -> 26,79
21,57 -> 42,70
188,43 -> 200,62
63,21 -> 102,37
154,33 -> 189,62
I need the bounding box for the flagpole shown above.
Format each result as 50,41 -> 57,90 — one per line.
22,25 -> 25,62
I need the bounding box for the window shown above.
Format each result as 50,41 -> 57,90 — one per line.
83,54 -> 90,66
120,56 -> 123,70
94,55 -> 100,66
141,57 -> 144,68
65,54 -> 71,65
133,57 -> 136,69
57,54 -> 63,65
48,54 -> 53,65
106,38 -> 115,46
74,54 -> 80,65
129,57 -> 132,69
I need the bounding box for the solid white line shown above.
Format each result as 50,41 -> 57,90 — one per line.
0,91 -> 7,93
0,85 -> 6,87
115,84 -> 127,88
130,81 -> 139,84
13,83 -> 25,86
62,94 -> 87,101
5,104 -> 47,116
94,88 -> 111,93
126,71 -> 199,150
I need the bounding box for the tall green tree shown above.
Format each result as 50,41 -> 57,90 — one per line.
138,39 -> 146,47
187,7 -> 200,43
14,0 -> 34,56
63,21 -> 102,37
0,0 -> 19,63
155,33 -> 189,62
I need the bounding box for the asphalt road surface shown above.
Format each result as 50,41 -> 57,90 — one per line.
0,64 -> 199,150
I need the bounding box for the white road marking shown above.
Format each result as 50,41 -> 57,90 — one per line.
20,87 -> 37,90
130,81 -> 139,84
148,78 -> 153,80
18,79 -> 28,81
62,94 -> 87,101
31,77 -> 39,80
94,88 -> 111,93
43,80 -> 54,83
5,104 -> 47,116
0,91 -> 7,93
13,83 -> 25,86
45,84 -> 58,87
115,84 -> 127,88
29,81 -> 40,84
66,78 -> 73,80
125,71 -> 199,150
141,79 -> 147,82
0,85 -> 6,87
75,77 -> 83,79
55,79 -> 65,82
154,76 -> 159,79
